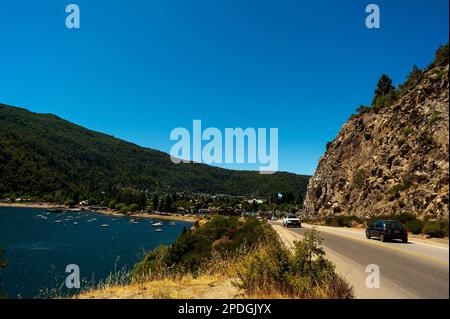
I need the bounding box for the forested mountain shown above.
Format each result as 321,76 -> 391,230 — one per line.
0,104 -> 309,200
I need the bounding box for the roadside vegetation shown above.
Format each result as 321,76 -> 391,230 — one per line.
78,216 -> 353,299
318,213 -> 448,239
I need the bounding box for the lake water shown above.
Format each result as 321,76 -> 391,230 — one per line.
0,207 -> 192,298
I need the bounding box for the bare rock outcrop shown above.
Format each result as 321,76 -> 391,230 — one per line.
303,62 -> 449,221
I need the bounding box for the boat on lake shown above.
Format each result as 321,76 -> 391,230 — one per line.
169,222 -> 176,226
155,228 -> 163,232
152,222 -> 163,227
100,224 -> 109,227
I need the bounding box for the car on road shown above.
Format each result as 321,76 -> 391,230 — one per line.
366,220 -> 408,243
282,214 -> 301,228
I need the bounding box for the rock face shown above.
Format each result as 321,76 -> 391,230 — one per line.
304,63 -> 449,221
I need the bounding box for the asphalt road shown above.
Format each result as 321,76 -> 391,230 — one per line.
272,222 -> 449,299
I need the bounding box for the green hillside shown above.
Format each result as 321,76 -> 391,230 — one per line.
0,104 -> 309,200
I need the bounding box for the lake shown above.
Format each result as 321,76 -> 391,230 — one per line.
0,207 -> 192,298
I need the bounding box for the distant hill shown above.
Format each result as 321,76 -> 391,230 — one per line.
303,45 -> 449,220
0,104 -> 309,199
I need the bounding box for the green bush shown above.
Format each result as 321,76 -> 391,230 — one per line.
236,229 -> 354,298
422,221 -> 449,238
115,203 -> 129,214
386,179 -> 412,196
356,105 -> 371,114
405,219 -> 424,234
64,199 -> 76,207
429,112 -> 442,125
325,216 -> 362,228
129,204 -> 139,212
108,200 -> 117,209
132,216 -> 274,279
131,245 -> 170,280
402,127 -> 414,137
396,212 -> 416,224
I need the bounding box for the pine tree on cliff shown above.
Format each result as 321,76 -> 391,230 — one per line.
372,74 -> 397,112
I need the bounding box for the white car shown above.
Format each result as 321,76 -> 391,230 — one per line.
282,214 -> 301,228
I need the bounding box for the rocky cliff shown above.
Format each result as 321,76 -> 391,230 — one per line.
304,56 -> 449,221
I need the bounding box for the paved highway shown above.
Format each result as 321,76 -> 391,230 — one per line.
271,222 -> 449,299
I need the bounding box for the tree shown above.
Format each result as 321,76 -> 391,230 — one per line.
164,195 -> 173,213
152,194 -> 159,211
372,74 -> 397,112
399,65 -> 422,93
356,105 -> 371,114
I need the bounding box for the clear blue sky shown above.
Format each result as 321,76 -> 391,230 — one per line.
0,0 -> 448,175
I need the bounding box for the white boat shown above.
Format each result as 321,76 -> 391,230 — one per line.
169,222 -> 176,226
101,224 -> 109,227
152,222 -> 163,227
73,222 -> 78,225
54,220 -> 62,223
155,228 -> 163,232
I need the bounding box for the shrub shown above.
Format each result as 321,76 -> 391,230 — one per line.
402,127 -> 414,137
430,44 -> 449,67
326,215 -> 362,228
405,219 -> 424,234
386,179 -> 412,196
429,112 -> 442,125
353,169 -> 367,189
115,203 -> 129,214
129,204 -> 139,212
422,221 -> 449,238
397,139 -> 406,147
356,105 -> 371,114
236,229 -> 354,298
132,216 -> 274,279
64,199 -> 76,207
108,200 -> 117,209
131,245 -> 171,281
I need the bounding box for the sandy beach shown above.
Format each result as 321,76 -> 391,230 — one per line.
0,202 -> 197,222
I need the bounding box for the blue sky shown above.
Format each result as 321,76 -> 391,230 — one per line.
0,0 -> 448,175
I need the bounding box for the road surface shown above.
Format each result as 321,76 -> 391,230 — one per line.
271,221 -> 449,299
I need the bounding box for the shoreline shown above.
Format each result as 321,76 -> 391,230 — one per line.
0,202 -> 198,223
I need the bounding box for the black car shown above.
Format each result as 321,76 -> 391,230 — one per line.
366,220 -> 408,243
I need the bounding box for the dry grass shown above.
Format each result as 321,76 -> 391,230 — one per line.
76,273 -> 240,299
73,225 -> 353,300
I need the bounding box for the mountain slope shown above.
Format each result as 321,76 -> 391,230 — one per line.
303,49 -> 449,220
0,104 -> 309,198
